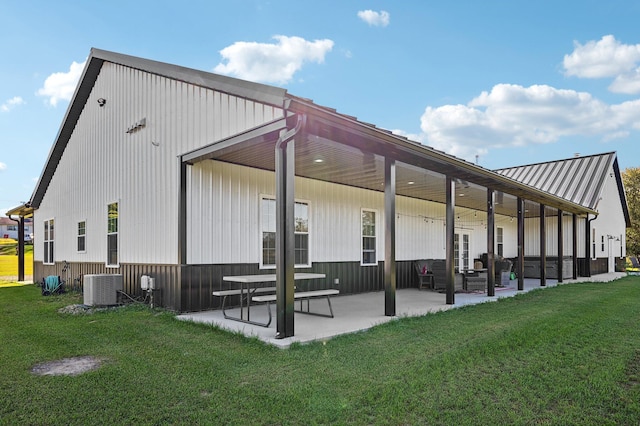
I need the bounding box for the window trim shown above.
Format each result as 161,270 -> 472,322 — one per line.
361,208 -> 378,266
77,220 -> 87,253
43,218 -> 55,265
106,201 -> 119,268
259,195 -> 311,269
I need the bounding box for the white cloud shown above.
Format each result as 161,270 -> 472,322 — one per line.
36,60 -> 86,106
563,35 -> 640,94
213,35 -> 334,84
564,35 -> 640,78
419,83 -> 640,161
609,68 -> 640,94
0,96 -> 25,112
357,10 -> 390,27
0,162 -> 6,171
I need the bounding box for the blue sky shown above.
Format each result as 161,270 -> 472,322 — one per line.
2,1 -> 640,214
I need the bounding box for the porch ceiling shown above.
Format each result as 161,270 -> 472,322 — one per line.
183,111 -> 592,219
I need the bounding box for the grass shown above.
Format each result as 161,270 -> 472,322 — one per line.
2,278 -> 640,425
0,245 -> 33,278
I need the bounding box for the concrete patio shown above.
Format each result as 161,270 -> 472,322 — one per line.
176,272 -> 625,348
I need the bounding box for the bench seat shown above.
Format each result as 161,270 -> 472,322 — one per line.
212,287 -> 277,327
212,286 -> 276,297
252,289 -> 340,325
251,289 -> 339,303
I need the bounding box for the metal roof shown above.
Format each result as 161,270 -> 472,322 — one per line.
496,152 -> 631,225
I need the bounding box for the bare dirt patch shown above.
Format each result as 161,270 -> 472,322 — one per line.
31,356 -> 105,376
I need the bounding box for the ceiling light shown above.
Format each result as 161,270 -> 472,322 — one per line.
407,181 -> 415,185
314,158 -> 324,163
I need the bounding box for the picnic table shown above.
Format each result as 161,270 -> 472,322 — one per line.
213,273 -> 333,327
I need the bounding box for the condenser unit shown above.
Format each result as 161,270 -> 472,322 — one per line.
83,274 -> 123,306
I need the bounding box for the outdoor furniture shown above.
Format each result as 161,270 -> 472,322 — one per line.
495,258 -> 513,286
521,256 -> 573,279
213,273 -> 327,327
462,269 -> 488,292
252,289 -> 340,326
429,260 -> 464,291
414,260 -> 435,290
627,256 -> 640,275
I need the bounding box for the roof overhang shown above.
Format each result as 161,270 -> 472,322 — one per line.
181,97 -> 597,218
6,203 -> 34,218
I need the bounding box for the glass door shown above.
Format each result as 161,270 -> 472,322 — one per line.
454,231 -> 471,272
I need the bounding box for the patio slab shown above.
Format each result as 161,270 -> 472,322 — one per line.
176,272 -> 625,348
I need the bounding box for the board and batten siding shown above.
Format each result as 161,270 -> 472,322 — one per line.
523,215 -> 580,257
33,62 -> 283,266
590,169 -> 626,259
187,160 -> 520,265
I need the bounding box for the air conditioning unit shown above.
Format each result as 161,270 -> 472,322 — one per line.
84,274 -> 123,306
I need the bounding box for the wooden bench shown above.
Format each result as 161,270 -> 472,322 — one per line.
213,287 -> 276,326
252,289 -> 340,326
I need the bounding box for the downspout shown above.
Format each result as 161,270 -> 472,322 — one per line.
585,214 -> 597,277
275,113 -> 306,152
7,214 -> 25,282
274,112 -> 306,339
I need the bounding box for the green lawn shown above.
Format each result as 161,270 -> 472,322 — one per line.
0,244 -> 33,278
2,278 -> 640,425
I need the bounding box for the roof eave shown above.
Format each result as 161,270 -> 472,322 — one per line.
287,97 -> 596,216
6,203 -> 34,218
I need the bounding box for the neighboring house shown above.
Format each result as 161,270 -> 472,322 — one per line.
0,217 -> 33,241
5,48 -> 629,337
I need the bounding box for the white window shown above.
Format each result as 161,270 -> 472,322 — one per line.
7,225 -> 17,231
43,219 -> 54,265
592,229 -> 596,259
496,227 -> 504,257
261,197 -> 310,268
361,209 -> 377,266
107,202 -> 118,266
77,221 -> 86,252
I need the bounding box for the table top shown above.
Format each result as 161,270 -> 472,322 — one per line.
223,273 -> 326,283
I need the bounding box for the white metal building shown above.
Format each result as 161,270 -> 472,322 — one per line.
6,49 -> 630,338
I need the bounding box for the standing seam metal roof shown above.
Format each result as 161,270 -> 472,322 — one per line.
495,152 -> 631,226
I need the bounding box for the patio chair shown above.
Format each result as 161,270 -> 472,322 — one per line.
627,256 -> 640,275
495,257 -> 513,286
414,260 -> 435,290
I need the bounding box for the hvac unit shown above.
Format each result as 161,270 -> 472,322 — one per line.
83,274 -> 123,306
